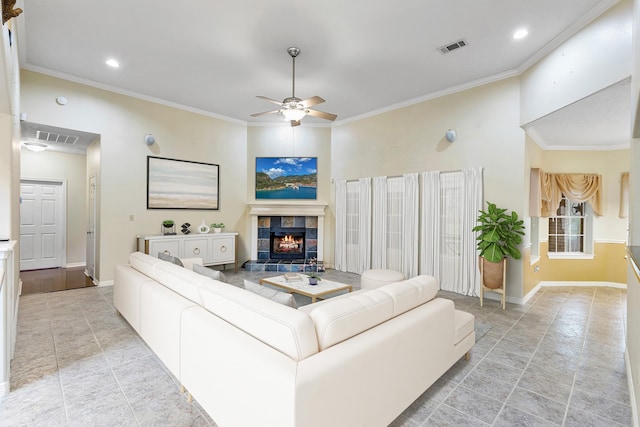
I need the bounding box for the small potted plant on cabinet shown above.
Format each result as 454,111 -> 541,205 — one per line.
472,202 -> 525,309
211,222 -> 225,233
162,220 -> 176,235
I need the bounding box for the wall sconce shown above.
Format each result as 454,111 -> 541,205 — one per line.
445,129 -> 456,142
144,134 -> 156,145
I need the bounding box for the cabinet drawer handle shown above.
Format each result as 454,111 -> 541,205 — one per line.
193,248 -> 201,255
220,245 -> 227,253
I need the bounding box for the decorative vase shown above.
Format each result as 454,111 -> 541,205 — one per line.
480,257 -> 506,289
213,227 -> 222,233
198,220 -> 210,234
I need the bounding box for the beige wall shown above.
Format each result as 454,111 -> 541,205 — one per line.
626,0 -> 640,423
21,149 -> 88,265
246,126 -> 332,204
246,126 -> 333,262
331,77 -> 527,296
21,70 -> 248,283
538,149 -> 630,243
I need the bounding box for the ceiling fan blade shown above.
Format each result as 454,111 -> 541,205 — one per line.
299,96 -> 325,108
251,109 -> 281,117
306,109 -> 337,121
256,96 -> 284,106
291,120 -> 301,127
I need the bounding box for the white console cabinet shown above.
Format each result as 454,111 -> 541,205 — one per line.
137,232 -> 238,272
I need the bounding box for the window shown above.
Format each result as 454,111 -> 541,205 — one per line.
548,194 -> 593,257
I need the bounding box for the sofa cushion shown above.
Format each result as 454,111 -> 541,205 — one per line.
153,260 -> 213,303
157,251 -> 184,267
377,275 -> 439,317
243,280 -> 297,308
305,275 -> 440,351
198,282 -> 318,361
307,290 -> 394,350
193,263 -> 227,283
454,309 -> 475,344
129,251 -> 163,279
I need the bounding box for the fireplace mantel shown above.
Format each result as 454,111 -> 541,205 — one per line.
248,203 -> 327,217
248,203 -> 327,262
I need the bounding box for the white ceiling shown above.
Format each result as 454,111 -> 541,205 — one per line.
16,0 -> 629,151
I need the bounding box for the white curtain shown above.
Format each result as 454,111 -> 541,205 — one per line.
371,176 -> 387,269
439,172 -> 462,293
386,177 -> 404,273
335,168 -> 483,296
402,173 -> 419,278
438,168 -> 483,296
420,171 -> 440,278
462,167 -> 483,296
334,180 -> 347,271
345,181 -> 361,273
358,178 -> 372,273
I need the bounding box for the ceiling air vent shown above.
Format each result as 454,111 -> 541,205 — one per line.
36,130 -> 79,145
438,39 -> 467,54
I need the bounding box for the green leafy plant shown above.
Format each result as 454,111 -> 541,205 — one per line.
210,222 -> 225,228
162,220 -> 174,227
472,202 -> 525,263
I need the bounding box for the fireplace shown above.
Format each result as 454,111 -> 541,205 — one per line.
270,228 -> 305,260
248,203 -> 327,263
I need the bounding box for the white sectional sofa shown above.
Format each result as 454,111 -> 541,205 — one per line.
114,252 -> 475,427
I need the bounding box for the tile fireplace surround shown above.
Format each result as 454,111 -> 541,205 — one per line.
246,203 -> 326,272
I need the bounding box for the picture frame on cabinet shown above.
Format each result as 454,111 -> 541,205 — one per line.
147,156 -> 219,210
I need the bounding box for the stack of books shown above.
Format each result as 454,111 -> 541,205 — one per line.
284,273 -> 302,282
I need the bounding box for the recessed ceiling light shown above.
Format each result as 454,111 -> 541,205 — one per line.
105,59 -> 120,68
513,29 -> 528,40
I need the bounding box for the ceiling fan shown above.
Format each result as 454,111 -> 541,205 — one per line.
251,47 -> 337,127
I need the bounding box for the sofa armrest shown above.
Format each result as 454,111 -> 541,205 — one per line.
180,257 -> 203,270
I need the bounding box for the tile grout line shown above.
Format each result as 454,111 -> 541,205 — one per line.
45,293 -> 71,427
490,287 -> 572,426
422,300 -> 525,426
78,290 -> 143,427
561,287 -> 596,426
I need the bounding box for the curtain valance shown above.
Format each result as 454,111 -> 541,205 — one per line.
530,168 -> 603,217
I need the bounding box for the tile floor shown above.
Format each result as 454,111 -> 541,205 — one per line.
0,268 -> 631,426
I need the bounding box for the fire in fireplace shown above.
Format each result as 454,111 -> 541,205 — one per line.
270,229 -> 305,260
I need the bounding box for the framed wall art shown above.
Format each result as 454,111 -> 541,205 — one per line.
147,156 -> 219,210
255,157 -> 317,200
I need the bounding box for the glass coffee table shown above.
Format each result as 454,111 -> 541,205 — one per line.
259,274 -> 352,303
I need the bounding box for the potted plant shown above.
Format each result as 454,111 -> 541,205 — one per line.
162,220 -> 176,235
306,257 -> 321,285
210,222 -> 225,233
472,202 -> 525,289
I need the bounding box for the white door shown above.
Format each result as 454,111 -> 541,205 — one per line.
86,174 -> 96,279
20,180 -> 65,270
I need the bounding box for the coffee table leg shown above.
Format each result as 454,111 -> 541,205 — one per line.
311,296 -> 316,303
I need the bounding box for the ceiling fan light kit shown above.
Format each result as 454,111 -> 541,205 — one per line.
252,47 -> 337,127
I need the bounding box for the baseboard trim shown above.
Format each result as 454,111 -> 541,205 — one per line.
482,281 -> 626,306
540,280 -> 627,289
65,262 -> 86,268
97,280 -> 113,287
0,380 -> 8,397
625,348 -> 639,427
